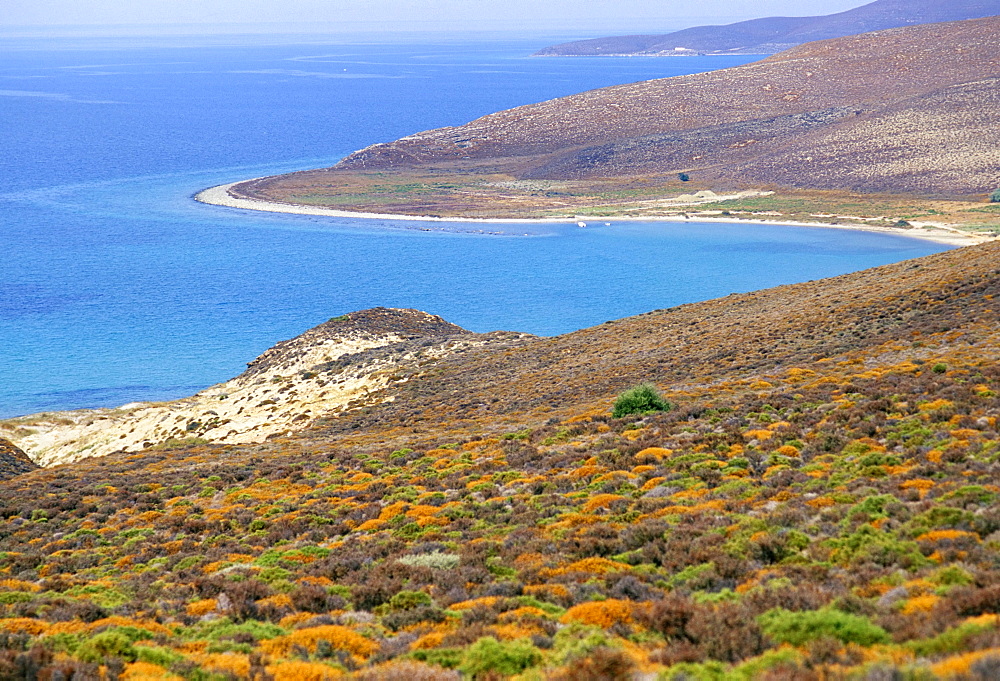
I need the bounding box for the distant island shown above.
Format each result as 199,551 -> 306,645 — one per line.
199,16 -> 1000,240
533,0 -> 1000,56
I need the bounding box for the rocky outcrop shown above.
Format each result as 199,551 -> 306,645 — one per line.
0,438 -> 37,481
0,308 -> 531,467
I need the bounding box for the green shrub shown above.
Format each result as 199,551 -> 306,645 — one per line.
136,645 -> 184,667
459,637 -> 541,678
75,631 -> 138,664
758,607 -> 890,646
410,647 -> 464,669
908,618 -> 997,656
611,383 -> 672,418
991,188 -> 1000,202
388,590 -> 433,611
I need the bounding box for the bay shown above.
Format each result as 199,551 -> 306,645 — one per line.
0,35 -> 949,418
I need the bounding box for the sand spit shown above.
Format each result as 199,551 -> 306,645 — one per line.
196,181 -> 990,246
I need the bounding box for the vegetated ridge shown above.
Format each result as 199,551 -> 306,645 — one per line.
534,0 -> 1000,56
229,17 -> 1000,223
0,241 -> 997,678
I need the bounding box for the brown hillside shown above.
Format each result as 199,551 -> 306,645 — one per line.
236,16 -> 1000,212
300,240 -> 1000,446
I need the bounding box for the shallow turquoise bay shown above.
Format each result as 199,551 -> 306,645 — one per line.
0,36 -> 950,417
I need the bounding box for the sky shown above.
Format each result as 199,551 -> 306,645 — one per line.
3,0 -> 871,34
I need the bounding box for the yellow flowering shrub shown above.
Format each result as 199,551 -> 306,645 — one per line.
561,599 -> 634,627
261,625 -> 378,661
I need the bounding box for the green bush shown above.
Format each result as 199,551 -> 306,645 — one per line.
75,631 -> 138,664
758,607 -> 890,646
611,383 -> 672,418
388,590 -> 433,611
459,637 -> 541,678
990,188 -> 1000,202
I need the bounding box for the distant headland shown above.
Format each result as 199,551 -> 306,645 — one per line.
199,16 -> 1000,242
533,0 -> 1000,56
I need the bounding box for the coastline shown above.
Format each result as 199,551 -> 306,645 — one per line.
195,181 -> 993,247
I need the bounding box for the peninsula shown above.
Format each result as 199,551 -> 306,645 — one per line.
534,0 -> 1000,56
199,16 -> 1000,239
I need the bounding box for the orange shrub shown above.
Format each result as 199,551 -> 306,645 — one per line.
915,530 -> 980,543
901,595 -> 939,615
449,596 -> 500,611
267,661 -> 344,681
262,626 -> 377,662
524,584 -> 571,601
775,445 -> 800,457
189,653 -> 251,677
121,661 -> 182,680
279,612 -> 316,629
636,447 -> 672,462
498,607 -> 554,622
931,648 -> 1000,678
569,465 -> 607,479
411,631 -> 447,650
185,599 -> 217,617
542,557 -> 631,578
0,618 -> 48,636
257,594 -> 293,610
641,477 -> 667,491
582,494 -> 626,513
561,599 -> 634,627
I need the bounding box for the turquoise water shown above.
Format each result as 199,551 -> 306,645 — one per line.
0,36 -> 950,418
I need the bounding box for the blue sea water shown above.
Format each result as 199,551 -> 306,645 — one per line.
0,34 -> 951,418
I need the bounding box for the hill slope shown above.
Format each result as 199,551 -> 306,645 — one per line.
534,0 -> 1000,56
0,242 -> 997,678
0,438 -> 36,481
230,17 -> 1000,219
1,308 -> 528,467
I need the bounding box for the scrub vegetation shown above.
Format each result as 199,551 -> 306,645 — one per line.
0,241 -> 998,679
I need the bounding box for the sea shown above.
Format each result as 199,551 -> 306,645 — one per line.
0,33 -> 952,419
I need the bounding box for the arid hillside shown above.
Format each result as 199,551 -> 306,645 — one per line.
231,17 -> 1000,219
0,243 -> 997,678
534,0 -> 1000,56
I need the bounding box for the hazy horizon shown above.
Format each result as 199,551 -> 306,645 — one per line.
3,0 -> 872,36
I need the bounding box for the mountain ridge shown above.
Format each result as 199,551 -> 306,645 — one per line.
533,0 -> 1000,56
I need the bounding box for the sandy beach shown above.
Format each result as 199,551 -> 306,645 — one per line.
195,181 -> 993,247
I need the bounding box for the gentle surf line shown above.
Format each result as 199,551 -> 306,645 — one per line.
195,181 -> 990,246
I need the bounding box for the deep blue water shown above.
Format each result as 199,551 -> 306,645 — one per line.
0,35 -> 950,418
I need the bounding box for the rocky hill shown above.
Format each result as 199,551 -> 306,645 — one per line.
534,0 -> 1000,56
0,241 -> 997,678
230,16 -> 1000,219
0,308 -> 529,467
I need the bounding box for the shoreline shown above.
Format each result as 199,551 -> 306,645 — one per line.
195,181 -> 993,247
